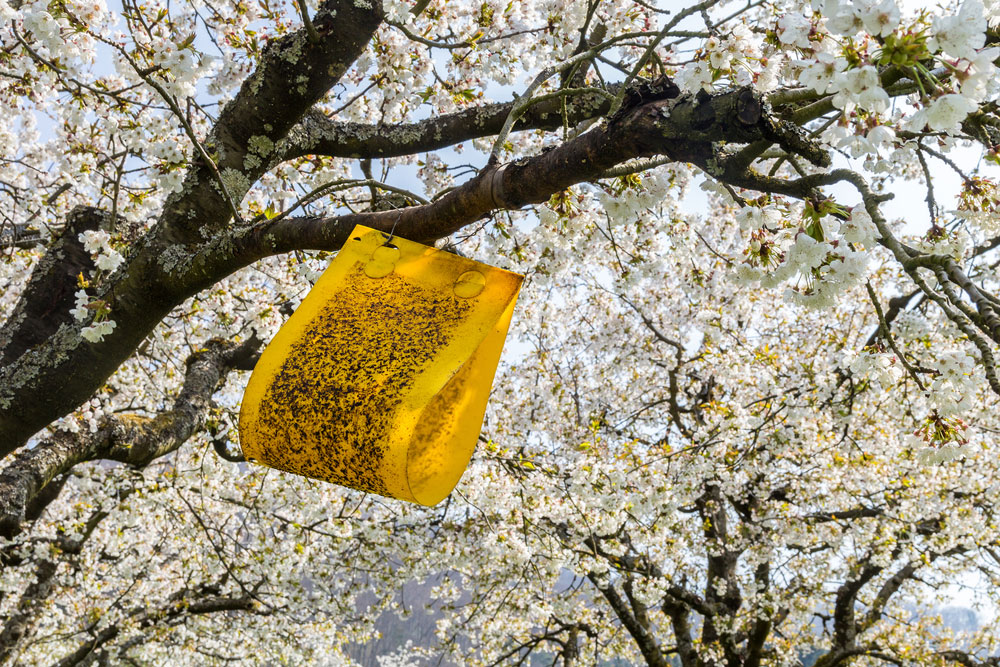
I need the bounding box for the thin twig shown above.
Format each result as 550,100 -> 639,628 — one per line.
251,178 -> 428,225
608,0 -> 723,116
865,281 -> 926,390
293,0 -> 320,43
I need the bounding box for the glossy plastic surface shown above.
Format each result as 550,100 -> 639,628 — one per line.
239,225 -> 523,505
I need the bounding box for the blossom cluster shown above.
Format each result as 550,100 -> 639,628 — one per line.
732,203 -> 877,309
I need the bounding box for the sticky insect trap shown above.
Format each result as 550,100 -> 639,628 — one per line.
239,224 -> 523,505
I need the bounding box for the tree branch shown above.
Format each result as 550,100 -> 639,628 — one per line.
0,206 -> 108,368
0,0 -> 383,454
0,337 -> 259,540
587,574 -> 668,667
228,85 -> 781,265
277,85 -> 624,162
52,589 -> 258,667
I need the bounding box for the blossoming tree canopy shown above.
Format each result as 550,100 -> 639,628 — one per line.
2,0 -> 1000,663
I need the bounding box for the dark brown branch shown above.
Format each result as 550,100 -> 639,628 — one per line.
0,337 -> 258,540
52,590 -> 257,667
212,438 -> 246,463
830,562 -> 881,651
588,574 -> 669,667
223,85 -> 778,267
0,0 -> 383,455
744,562 -> 771,667
0,206 -> 107,368
860,561 -> 919,631
859,547 -> 965,635
815,645 -> 906,667
661,597 -> 697,667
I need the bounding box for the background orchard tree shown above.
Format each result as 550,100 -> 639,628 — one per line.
2,0 -> 1000,664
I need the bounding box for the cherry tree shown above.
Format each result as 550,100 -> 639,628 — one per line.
2,0 -> 1000,663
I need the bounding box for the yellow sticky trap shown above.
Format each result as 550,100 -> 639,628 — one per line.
238,225 -> 523,506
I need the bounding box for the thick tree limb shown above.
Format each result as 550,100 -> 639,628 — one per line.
220,85 -> 788,267
744,563 -> 772,667
829,562 -> 882,651
661,597 -> 697,667
0,337 -> 258,540
278,85 -> 621,161
0,206 -> 107,368
0,0 -> 382,454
